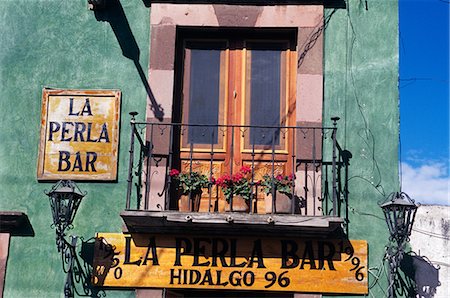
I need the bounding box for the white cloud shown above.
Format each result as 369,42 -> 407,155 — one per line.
401,162 -> 450,205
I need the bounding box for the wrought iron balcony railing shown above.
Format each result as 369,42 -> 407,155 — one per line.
124,116 -> 349,227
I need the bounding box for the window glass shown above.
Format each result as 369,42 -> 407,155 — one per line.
245,42 -> 288,147
183,42 -> 226,145
249,49 -> 281,145
188,48 -> 220,144
180,38 -> 290,152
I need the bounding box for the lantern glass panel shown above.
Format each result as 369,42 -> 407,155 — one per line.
379,192 -> 419,245
46,180 -> 85,232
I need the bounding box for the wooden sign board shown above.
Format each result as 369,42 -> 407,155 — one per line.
93,233 -> 368,294
37,89 -> 120,180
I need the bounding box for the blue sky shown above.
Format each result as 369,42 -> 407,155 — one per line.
399,0 -> 449,205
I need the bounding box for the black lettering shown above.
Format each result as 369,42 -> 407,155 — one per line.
68,98 -> 79,116
86,123 -> 97,142
300,241 -> 317,270
215,270 -> 229,286
229,239 -> 246,267
74,122 -> 86,142
281,240 -> 299,268
242,271 -> 255,286
170,269 -> 182,285
142,237 -> 159,266
229,271 -> 242,286
114,267 -> 122,279
98,123 -> 110,143
174,238 -> 192,266
212,238 -> 229,267
85,152 -> 97,172
318,241 -> 336,270
48,122 -> 61,141
71,152 -> 83,172
183,269 -> 188,284
80,98 -> 93,116
193,238 -> 211,266
58,151 -> 71,171
189,270 -> 201,284
247,239 -> 266,268
123,236 -> 142,266
61,122 -> 73,142
200,269 -> 213,285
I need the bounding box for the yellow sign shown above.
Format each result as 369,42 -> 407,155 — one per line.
93,233 -> 368,294
37,89 -> 120,180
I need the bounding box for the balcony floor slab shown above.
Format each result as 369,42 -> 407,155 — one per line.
120,210 -> 345,238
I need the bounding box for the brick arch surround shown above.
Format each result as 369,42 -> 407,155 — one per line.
147,3 -> 324,123
145,2 -> 324,211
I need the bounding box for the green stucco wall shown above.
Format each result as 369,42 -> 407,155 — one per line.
0,0 -> 149,296
0,0 -> 399,297
324,0 -> 399,296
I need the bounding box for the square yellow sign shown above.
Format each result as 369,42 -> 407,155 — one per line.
37,89 -> 121,181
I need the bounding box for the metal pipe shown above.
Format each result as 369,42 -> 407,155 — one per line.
136,122 -> 330,131
325,164 -> 329,215
189,138 -> 194,212
64,236 -> 78,298
331,117 -> 339,216
165,124 -> 175,211
126,112 -> 138,210
250,134 -> 255,214
291,127 -> 296,214
271,131 -> 276,214
229,126 -> 235,211
209,128 -> 214,213
345,157 -> 349,234
144,124 -> 154,210
312,127 -> 317,215
304,162 -> 308,215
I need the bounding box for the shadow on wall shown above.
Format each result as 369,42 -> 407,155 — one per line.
93,0 -> 164,121
398,252 -> 441,298
79,237 -> 117,297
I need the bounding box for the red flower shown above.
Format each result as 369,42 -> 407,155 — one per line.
216,174 -> 231,188
169,169 -> 180,177
210,176 -> 216,184
240,165 -> 252,174
276,174 -> 283,181
232,172 -> 244,182
288,174 -> 295,181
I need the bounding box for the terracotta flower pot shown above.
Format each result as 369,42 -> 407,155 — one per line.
225,195 -> 250,212
178,191 -> 202,212
265,191 -> 294,214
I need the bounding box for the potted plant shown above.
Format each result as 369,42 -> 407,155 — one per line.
169,169 -> 209,212
215,166 -> 253,212
260,173 -> 295,213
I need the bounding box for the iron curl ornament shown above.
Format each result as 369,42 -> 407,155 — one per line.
45,180 -> 104,298
379,191 -> 419,298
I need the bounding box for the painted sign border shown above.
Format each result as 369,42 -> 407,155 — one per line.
93,233 -> 369,294
37,88 -> 121,181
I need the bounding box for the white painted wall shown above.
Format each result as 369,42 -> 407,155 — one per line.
409,205 -> 450,297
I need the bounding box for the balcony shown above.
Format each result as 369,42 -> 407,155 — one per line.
120,118 -> 349,237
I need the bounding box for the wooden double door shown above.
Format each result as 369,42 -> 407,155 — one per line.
175,31 -> 297,211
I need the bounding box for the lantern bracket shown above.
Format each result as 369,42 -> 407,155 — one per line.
379,191 -> 419,298
45,180 -> 101,298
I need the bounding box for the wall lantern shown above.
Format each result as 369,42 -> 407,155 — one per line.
379,191 -> 419,298
379,191 -> 419,247
45,180 -> 87,298
46,180 -> 85,247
